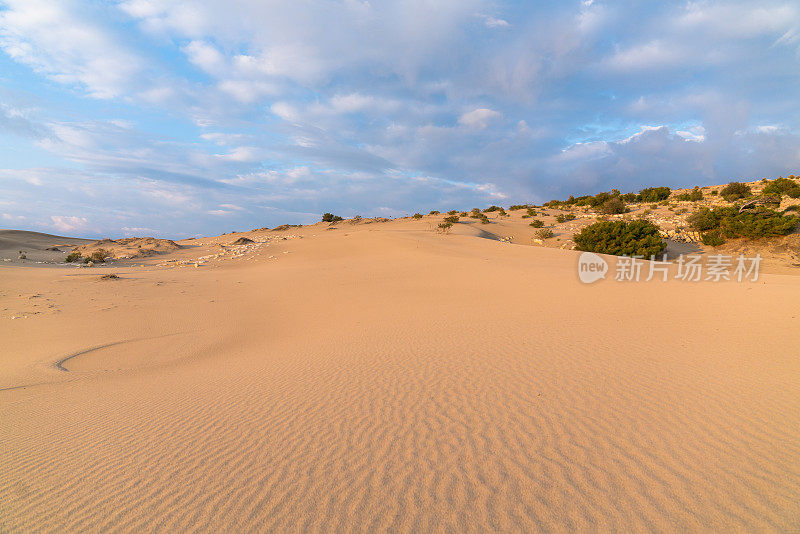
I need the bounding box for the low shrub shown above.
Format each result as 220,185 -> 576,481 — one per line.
574,220 -> 666,257
90,249 -> 111,263
437,221 -> 453,233
719,182 -> 751,201
526,208 -> 537,217
701,231 -> 726,247
483,205 -> 502,212
534,228 -> 553,239
322,213 -> 344,222
763,177 -> 800,198
412,213 -> 423,219
599,197 -> 626,215
555,213 -> 576,223
429,210 -> 440,215
447,210 -> 458,215
688,206 -> 798,238
66,252 -> 82,262
443,215 -> 460,224
529,219 -> 544,228
459,211 -> 467,216
636,187 -> 671,203
675,187 -> 703,201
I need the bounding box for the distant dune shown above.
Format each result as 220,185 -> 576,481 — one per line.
0,229 -> 95,266
1,216 -> 799,531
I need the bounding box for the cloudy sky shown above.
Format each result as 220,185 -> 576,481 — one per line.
1,0 -> 799,237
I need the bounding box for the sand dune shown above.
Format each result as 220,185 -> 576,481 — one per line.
0,229 -> 94,266
1,221 -> 799,531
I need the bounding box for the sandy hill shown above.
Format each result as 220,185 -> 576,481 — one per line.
1,213 -> 799,531
0,229 -> 94,266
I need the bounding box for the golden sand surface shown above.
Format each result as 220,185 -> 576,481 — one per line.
2,220 -> 799,531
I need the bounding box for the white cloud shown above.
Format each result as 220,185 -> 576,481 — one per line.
0,0 -> 144,98
215,146 -> 260,162
480,15 -> 510,28
50,215 -> 89,232
458,108 -> 502,129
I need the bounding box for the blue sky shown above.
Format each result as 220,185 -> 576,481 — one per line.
1,0 -> 799,238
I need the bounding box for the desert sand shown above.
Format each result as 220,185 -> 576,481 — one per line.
1,217 -> 799,531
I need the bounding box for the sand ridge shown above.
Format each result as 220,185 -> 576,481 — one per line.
1,221 -> 799,531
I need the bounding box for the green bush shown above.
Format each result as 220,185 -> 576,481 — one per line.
688,206 -> 798,238
443,215 -> 460,224
763,177 -> 800,198
509,204 -> 528,210
412,213 -> 423,219
429,210 -> 440,215
529,219 -> 544,228
675,187 -> 703,201
322,213 -> 343,222
534,228 -> 553,239
701,231 -> 726,247
711,190 -> 718,195
437,221 -> 453,233
447,210 -> 458,215
574,220 -> 666,257
483,205 -> 502,212
599,197 -> 626,214
636,187 -> 671,203
719,182 -> 751,201
555,213 -> 576,223
459,211 -> 467,217
526,208 -> 537,217
65,252 -> 82,262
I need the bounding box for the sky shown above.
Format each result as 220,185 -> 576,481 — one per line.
0,0 -> 799,238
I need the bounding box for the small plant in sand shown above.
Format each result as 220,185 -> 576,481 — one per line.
526,208 -> 537,217
574,220 -> 665,257
443,215 -> 460,224
412,213 -> 423,219
66,252 -> 82,262
534,228 -> 553,239
90,249 -> 111,263
555,213 -> 576,223
322,213 -> 344,222
429,210 -> 440,215
483,205 -> 502,213
459,211 -> 467,217
447,210 -> 458,215
529,219 -> 544,228
437,221 -> 453,233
